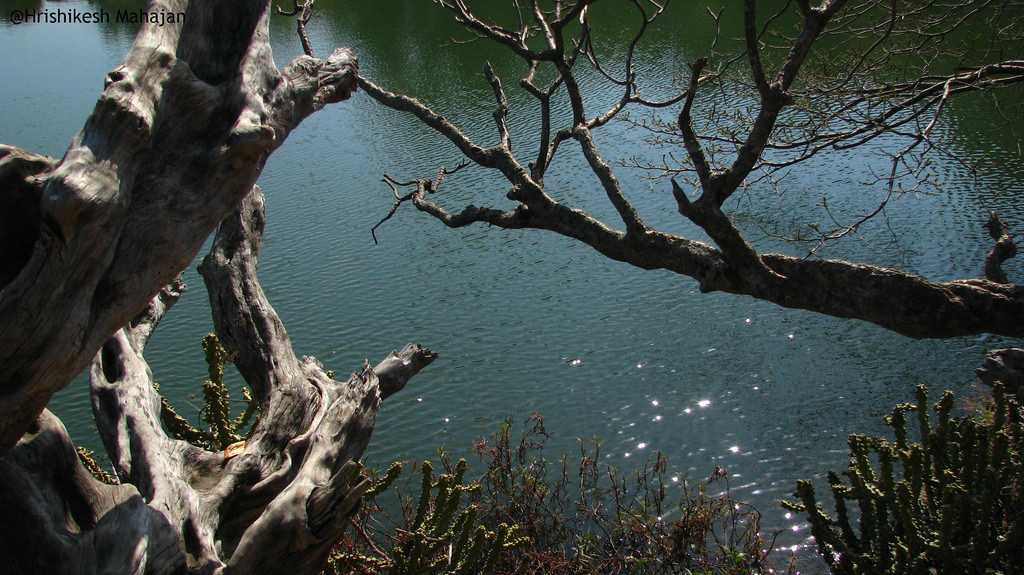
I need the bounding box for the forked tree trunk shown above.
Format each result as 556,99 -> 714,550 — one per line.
1,187 -> 434,574
0,0 -> 359,451
0,1 -> 434,572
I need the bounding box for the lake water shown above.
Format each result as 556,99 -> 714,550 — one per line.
2,1 -> 1022,570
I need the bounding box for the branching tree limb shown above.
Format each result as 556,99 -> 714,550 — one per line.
0,2 -> 437,572
364,0 -> 1024,340
0,0 -> 358,451
2,186 -> 435,574
984,211 -> 1017,285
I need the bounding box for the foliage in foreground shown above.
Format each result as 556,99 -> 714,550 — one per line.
76,334 -> 779,573
329,415 -> 781,575
77,333 -> 255,476
157,333 -> 257,451
784,384 -> 1024,574
327,458 -> 528,575
76,334 -> 1024,574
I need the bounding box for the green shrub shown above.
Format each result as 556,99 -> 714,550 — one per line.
327,459 -> 527,575
784,384 -> 1024,574
82,334 -> 787,573
158,333 -> 256,450
81,334 -> 1024,574
334,415 -> 783,575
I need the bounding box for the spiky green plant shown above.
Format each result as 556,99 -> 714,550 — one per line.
79,333 -> 258,484
328,459 -> 528,575
785,384 -> 1024,574
332,416 -> 782,575
157,333 -> 257,450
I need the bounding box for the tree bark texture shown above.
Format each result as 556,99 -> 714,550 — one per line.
0,188 -> 434,574
0,0 -> 359,451
977,348 -> 1024,395
0,2 -> 438,572
360,0 -> 1024,341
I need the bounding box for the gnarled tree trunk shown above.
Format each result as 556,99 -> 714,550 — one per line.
0,0 -> 358,451
1,188 -> 434,574
0,1 -> 433,573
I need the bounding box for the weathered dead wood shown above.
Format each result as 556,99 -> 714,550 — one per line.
977,348 -> 1024,395
0,0 -> 359,451
198,186 -> 435,571
0,409 -> 147,575
1,187 -> 434,574
362,75 -> 1024,339
984,212 -> 1017,284
0,146 -> 54,289
362,0 -> 1024,340
0,2 -> 440,570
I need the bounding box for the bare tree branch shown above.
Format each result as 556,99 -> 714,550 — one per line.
362,0 -> 1024,340
985,212 -> 1017,284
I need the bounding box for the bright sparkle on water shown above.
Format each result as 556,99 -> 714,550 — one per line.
729,445 -> 740,453
637,442 -> 647,450
697,399 -> 711,408
568,358 -> 583,367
